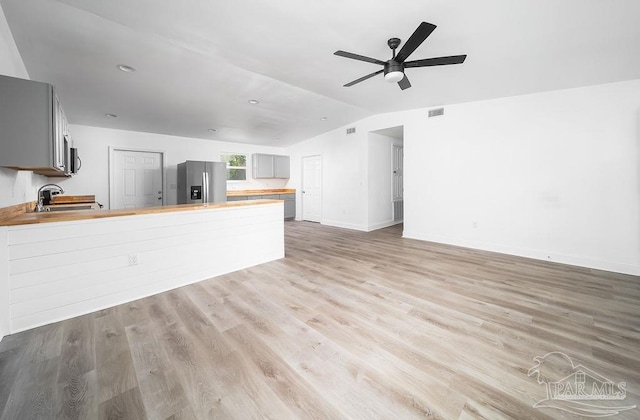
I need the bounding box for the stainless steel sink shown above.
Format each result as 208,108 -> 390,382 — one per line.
44,205 -> 94,212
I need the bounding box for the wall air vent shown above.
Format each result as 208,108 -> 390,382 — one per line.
346,127 -> 356,135
428,108 -> 445,118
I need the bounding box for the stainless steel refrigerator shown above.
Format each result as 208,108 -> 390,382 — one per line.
177,160 -> 227,204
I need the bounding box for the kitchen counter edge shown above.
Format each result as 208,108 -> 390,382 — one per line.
0,199 -> 282,227
227,188 -> 295,197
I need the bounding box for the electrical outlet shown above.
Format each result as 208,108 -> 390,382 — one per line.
129,254 -> 139,266
472,221 -> 478,229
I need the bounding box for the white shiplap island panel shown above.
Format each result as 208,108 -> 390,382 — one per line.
5,202 -> 284,333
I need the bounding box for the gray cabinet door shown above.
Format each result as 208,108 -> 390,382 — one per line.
274,155 -> 290,178
0,75 -> 59,172
280,194 -> 295,219
252,154 -> 274,178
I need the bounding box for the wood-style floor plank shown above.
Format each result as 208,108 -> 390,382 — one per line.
1,221 -> 639,419
98,386 -> 146,420
94,308 -> 139,404
126,319 -> 191,420
0,356 -> 60,420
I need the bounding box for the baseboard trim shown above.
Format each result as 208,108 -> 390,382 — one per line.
366,219 -> 402,232
319,219 -> 403,233
322,219 -> 368,232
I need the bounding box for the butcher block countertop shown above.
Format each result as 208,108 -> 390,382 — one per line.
227,188 -> 296,197
0,199 -> 281,227
49,195 -> 96,204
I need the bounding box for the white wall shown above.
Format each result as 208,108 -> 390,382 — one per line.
286,128 -> 366,230
0,229 -> 8,339
58,125 -> 290,209
403,80 -> 640,275
0,4 -> 27,79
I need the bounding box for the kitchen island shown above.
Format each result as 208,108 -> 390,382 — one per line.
0,200 -> 284,335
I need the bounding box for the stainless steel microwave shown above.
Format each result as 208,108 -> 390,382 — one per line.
70,146 -> 81,174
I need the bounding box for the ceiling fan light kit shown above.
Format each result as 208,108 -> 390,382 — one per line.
384,61 -> 405,83
334,22 -> 467,90
384,71 -> 404,83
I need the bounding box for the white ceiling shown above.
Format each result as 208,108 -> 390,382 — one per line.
2,0 -> 640,146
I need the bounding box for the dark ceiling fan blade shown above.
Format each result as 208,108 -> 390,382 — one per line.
344,69 -> 384,87
394,22 -> 437,63
397,74 -> 411,90
404,55 -> 467,68
334,50 -> 386,66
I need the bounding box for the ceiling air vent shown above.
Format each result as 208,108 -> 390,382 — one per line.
346,127 -> 356,135
428,107 -> 444,118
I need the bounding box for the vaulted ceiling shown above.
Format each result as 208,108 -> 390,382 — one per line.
2,0 -> 640,146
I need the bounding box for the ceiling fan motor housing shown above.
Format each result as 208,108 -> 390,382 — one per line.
384,61 -> 404,76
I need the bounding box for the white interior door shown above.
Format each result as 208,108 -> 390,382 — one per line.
111,149 -> 164,209
392,145 -> 404,221
302,155 -> 321,222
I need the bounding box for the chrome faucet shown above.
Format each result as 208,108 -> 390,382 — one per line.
35,184 -> 65,212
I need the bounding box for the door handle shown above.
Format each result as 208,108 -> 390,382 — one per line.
201,173 -> 207,203
204,172 -> 209,203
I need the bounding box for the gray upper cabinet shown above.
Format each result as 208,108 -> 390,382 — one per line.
0,75 -> 71,177
253,153 -> 275,178
252,153 -> 290,179
274,155 -> 290,178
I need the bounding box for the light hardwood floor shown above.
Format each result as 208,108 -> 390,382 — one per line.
0,222 -> 638,419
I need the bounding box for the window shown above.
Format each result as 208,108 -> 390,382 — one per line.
221,153 -> 247,181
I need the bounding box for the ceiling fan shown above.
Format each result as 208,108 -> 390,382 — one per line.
334,22 -> 467,90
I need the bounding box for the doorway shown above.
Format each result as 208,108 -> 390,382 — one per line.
302,155 -> 321,222
392,144 -> 404,222
368,126 -> 404,230
110,148 -> 164,209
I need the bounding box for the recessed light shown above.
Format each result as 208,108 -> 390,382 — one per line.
105,113 -> 118,118
117,64 -> 136,73
208,128 -> 217,133
321,116 -> 328,121
248,99 -> 259,104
